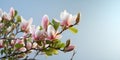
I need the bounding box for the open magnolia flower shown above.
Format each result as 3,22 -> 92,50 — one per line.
47,25 -> 61,40
30,26 -> 47,41
20,16 -> 33,33
0,8 -> 80,60
60,10 -> 77,27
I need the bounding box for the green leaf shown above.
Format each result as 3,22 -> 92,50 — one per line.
60,43 -> 66,48
52,19 -> 60,30
46,40 -> 52,44
65,39 -> 70,47
16,16 -> 21,23
52,49 -> 58,55
69,27 -> 78,34
36,41 -> 42,46
14,10 -> 18,17
1,49 -> 5,55
15,44 -> 23,48
45,48 -> 53,56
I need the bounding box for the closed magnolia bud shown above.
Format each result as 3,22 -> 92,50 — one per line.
26,42 -> 32,50
41,15 -> 49,31
64,45 -> 75,52
10,7 -> 15,17
0,40 -> 3,48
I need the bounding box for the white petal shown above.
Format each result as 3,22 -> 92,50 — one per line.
0,9 -> 3,17
47,25 -> 55,37
60,10 -> 69,20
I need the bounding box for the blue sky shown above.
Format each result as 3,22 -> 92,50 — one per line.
1,0 -> 120,60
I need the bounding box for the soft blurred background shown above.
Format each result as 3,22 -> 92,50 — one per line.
0,0 -> 120,60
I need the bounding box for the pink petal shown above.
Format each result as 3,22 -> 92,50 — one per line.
41,15 -> 49,31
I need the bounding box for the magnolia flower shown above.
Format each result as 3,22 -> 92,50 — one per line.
60,10 -> 77,27
19,47 -> 27,52
0,23 -> 4,29
26,42 -> 32,50
41,15 -> 49,31
9,7 -> 15,17
0,40 -> 3,48
47,25 -> 61,40
0,9 -> 3,21
20,16 -> 33,33
15,39 -> 25,46
30,26 -> 46,41
3,12 -> 11,20
64,45 -> 75,52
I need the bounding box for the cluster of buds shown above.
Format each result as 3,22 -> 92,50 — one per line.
0,7 -> 80,59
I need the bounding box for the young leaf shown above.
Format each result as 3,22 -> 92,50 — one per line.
36,41 -> 42,46
60,43 -> 66,48
14,10 -> 18,17
16,16 -> 21,23
53,49 -> 58,55
65,39 -> 70,48
69,27 -> 78,34
52,19 -> 60,30
15,44 -> 23,48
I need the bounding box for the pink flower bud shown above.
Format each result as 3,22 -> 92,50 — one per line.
0,40 -> 3,48
26,42 -> 32,50
41,15 -> 49,31
9,7 -> 15,17
64,45 -> 75,52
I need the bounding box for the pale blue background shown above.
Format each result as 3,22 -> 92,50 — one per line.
0,0 -> 120,60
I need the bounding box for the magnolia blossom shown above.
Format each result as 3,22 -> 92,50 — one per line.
60,10 -> 77,27
47,25 -> 61,40
0,9 -> 3,21
0,23 -> 4,29
3,12 -> 11,20
20,16 -> 33,33
15,39 -> 25,46
19,47 -> 27,52
0,40 -> 3,48
9,7 -> 15,17
26,42 -> 32,50
64,45 -> 75,52
30,26 -> 47,41
41,15 -> 49,31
